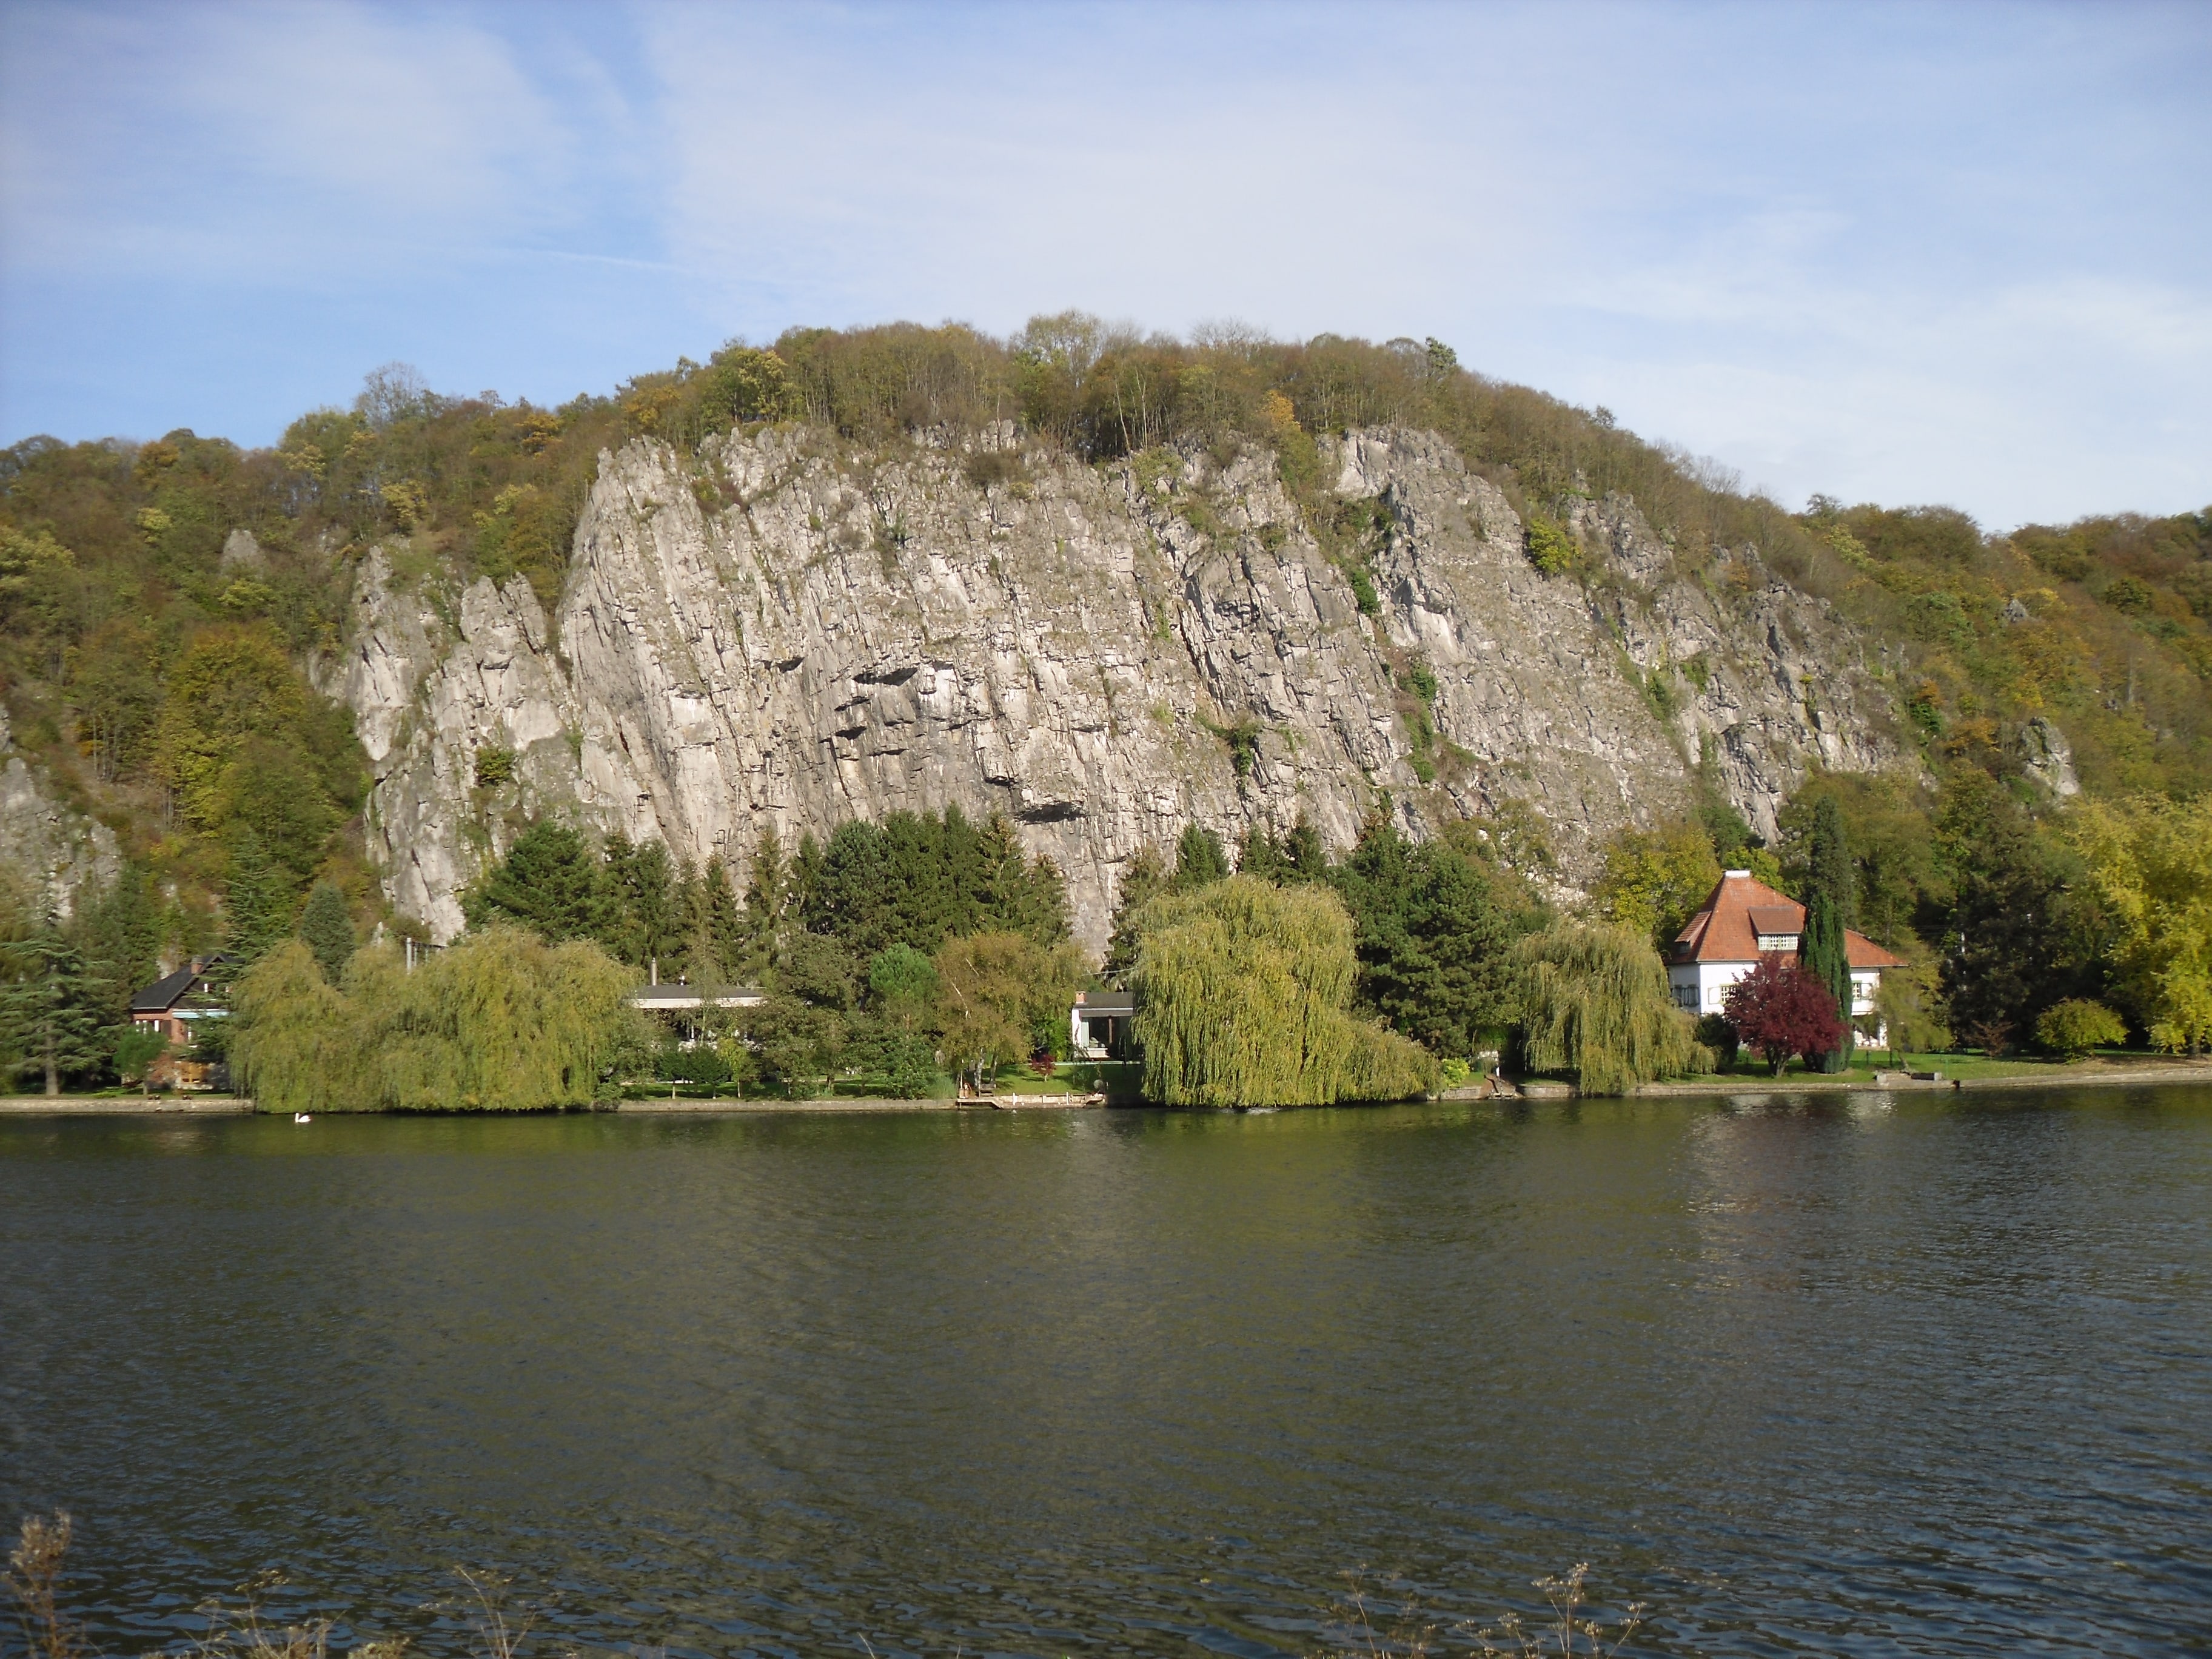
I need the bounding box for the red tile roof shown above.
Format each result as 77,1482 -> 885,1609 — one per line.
1671,871 -> 1909,969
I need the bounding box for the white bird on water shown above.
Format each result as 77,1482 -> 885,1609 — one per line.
293,1113 -> 311,1123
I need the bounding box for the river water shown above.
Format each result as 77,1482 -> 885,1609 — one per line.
3,1089 -> 2208,1657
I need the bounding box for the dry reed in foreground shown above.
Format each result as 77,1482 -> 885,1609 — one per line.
1319,1563 -> 1644,1658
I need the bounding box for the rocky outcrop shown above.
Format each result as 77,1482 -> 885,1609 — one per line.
0,706 -> 119,920
333,426 -> 1905,950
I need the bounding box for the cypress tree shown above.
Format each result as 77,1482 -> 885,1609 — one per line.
1800,795 -> 1854,1072
298,881 -> 355,983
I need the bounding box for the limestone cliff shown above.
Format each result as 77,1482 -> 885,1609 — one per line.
0,706 -> 120,920
330,426 -> 1903,951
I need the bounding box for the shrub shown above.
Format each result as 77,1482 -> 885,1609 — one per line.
2034,997 -> 2127,1059
1694,1011 -> 1737,1063
1525,514 -> 1576,576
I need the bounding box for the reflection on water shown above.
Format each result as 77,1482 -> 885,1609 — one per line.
3,1091 -> 2209,1657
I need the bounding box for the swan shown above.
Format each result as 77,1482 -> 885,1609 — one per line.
293,1113 -> 311,1123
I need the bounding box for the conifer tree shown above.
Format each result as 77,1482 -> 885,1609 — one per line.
466,820 -> 604,942
0,924 -> 109,1096
80,863 -> 163,1023
1172,823 -> 1229,890
1800,795 -> 1854,1071
1104,845 -> 1170,985
297,880 -> 355,982
222,825 -> 297,964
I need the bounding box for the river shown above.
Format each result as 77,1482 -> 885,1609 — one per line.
3,1088 -> 2208,1657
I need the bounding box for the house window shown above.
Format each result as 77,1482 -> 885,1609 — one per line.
1673,985 -> 1697,1010
1756,934 -> 1798,952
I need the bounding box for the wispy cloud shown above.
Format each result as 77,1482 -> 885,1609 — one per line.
1,0 -> 2206,524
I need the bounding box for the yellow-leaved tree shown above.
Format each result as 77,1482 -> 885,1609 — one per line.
2068,795 -> 2212,1055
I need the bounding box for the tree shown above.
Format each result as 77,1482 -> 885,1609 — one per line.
1722,954 -> 1845,1076
2034,998 -> 2128,1060
79,863 -> 162,1025
221,825 -> 298,964
1171,823 -> 1230,890
868,943 -> 940,1033
0,927 -> 112,1096
934,931 -> 1082,1091
1799,795 -> 1854,1072
1103,845 -> 1170,985
1130,877 -> 1433,1106
600,835 -> 679,967
1329,818 -> 1527,1056
297,881 -> 355,983
1592,819 -> 1721,950
466,820 -> 606,942
2068,794 -> 2212,1056
1872,957 -> 1950,1065
230,929 -> 645,1113
112,1023 -> 170,1098
1510,921 -> 1711,1096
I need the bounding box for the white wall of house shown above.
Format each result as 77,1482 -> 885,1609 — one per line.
1671,959 -> 1887,1042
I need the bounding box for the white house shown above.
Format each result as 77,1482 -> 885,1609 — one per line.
1667,871 -> 1908,1041
1069,988 -> 1136,1060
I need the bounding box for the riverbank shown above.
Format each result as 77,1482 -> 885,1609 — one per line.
0,1094 -> 253,1114
1636,1056 -> 2212,1097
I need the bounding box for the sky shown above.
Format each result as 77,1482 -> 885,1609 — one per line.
2,0 -> 2208,530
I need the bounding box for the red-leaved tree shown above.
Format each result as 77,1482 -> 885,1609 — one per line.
1722,953 -> 1845,1076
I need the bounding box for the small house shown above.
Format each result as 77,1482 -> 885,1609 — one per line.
1069,988 -> 1136,1061
1669,871 -> 1908,1040
128,955 -> 234,1088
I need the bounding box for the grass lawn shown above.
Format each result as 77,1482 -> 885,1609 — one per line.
1687,1048 -> 2182,1085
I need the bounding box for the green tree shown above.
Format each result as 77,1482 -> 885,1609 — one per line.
868,943 -> 940,1032
230,929 -> 644,1113
466,820 -> 606,942
222,825 -> 298,964
1510,921 -> 1711,1097
112,1022 -> 170,1098
79,863 -> 163,1024
297,880 -> 355,982
2068,793 -> 2212,1054
1131,876 -> 1433,1106
1330,818 -> 1526,1055
0,926 -> 110,1096
1103,845 -> 1170,986
1171,823 -> 1230,890
2034,998 -> 2128,1059
1592,818 -> 1722,950
933,931 -> 1082,1090
1798,795 -> 1854,1072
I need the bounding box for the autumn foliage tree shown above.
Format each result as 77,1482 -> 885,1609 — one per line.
1723,953 -> 1846,1075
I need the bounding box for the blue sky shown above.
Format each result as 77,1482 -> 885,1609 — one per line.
2,0 -> 2207,528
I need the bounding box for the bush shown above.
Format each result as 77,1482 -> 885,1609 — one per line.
2034,997 -> 2127,1059
1525,514 -> 1577,576
1694,1011 -> 1737,1063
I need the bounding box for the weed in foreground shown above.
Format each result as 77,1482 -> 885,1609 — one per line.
1317,1564 -> 1645,1659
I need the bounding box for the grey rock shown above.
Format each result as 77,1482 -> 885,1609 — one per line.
220,528 -> 266,571
2016,716 -> 2081,797
334,426 -> 1909,952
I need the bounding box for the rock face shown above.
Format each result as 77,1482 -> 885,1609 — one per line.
0,706 -> 119,920
332,425 -> 1905,951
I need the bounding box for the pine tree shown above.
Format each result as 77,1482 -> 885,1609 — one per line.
1281,816 -> 1329,883
1171,823 -> 1229,890
466,820 -> 605,942
699,855 -> 751,982
297,880 -> 355,982
1103,845 -> 1170,986
1235,825 -> 1287,883
1,925 -> 109,1096
223,825 -> 297,964
1800,795 -> 1854,1072
80,862 -> 163,1023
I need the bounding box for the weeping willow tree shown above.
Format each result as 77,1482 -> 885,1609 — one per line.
1132,876 -> 1435,1106
1510,920 -> 1713,1096
231,926 -> 647,1111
